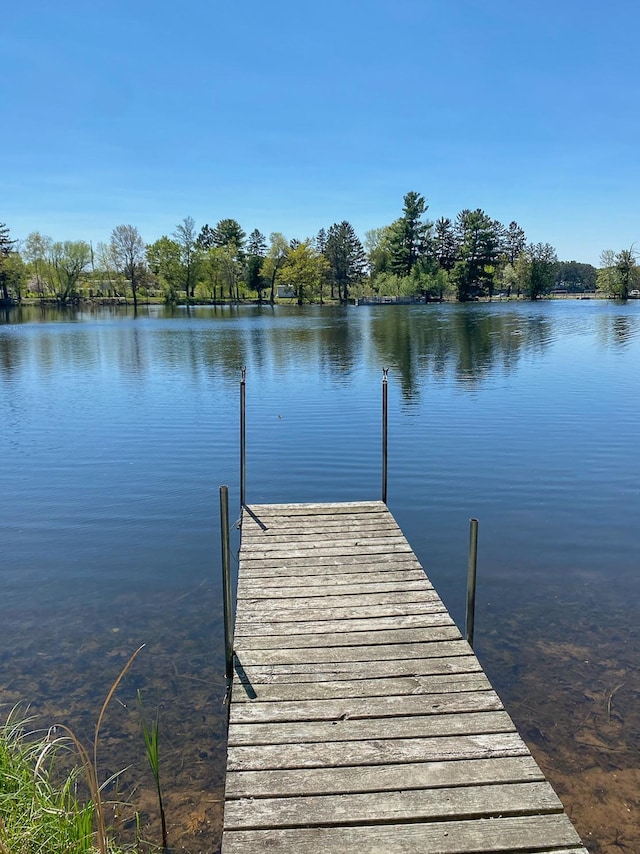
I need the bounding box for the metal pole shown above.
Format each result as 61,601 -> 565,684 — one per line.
219,485 -> 234,680
240,367 -> 246,508
466,518 -> 479,648
382,368 -> 388,504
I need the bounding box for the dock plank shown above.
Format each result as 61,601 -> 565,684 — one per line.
229,689 -> 504,724
227,732 -> 530,772
234,612 -> 455,636
224,780 -> 563,830
232,638 -> 473,665
227,710 -> 516,746
225,755 -> 546,798
233,654 -> 482,683
222,502 -> 588,854
222,815 -> 586,853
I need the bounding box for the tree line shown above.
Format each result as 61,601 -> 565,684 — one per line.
1,193 -> 636,306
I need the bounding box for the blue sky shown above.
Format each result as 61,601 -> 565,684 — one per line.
3,0 -> 639,265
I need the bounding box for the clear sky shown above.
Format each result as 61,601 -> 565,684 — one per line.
3,0 -> 639,265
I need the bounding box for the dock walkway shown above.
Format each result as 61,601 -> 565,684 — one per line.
222,501 -> 587,853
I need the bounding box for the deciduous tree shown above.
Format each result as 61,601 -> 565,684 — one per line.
515,243 -> 558,300
110,225 -> 146,308
50,241 -> 92,304
173,217 -> 201,300
279,240 -> 328,305
23,232 -> 52,298
147,236 -> 183,301
527,243 -> 558,300
364,227 -> 393,280
263,233 -> 289,304
597,248 -> 639,299
554,261 -> 597,293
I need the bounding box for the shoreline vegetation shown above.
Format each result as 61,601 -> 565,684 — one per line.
2,291 -> 636,315
2,193 -> 639,309
0,292 -> 618,311
0,649 -> 168,854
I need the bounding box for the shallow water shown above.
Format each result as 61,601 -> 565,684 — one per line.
1,300 -> 639,852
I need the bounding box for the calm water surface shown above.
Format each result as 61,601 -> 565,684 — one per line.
1,301 -> 639,852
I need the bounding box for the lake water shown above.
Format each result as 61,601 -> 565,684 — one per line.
1,300 -> 639,853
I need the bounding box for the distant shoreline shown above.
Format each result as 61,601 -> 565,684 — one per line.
5,292 -> 634,310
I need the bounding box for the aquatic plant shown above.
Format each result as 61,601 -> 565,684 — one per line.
137,690 -> 168,851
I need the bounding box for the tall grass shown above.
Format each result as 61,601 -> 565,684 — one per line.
0,646 -> 147,854
0,707 -> 101,853
55,645 -> 145,854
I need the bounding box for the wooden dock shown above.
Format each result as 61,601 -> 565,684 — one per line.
222,501 -> 588,853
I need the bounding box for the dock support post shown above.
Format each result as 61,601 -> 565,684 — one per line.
240,367 -> 246,508
382,368 -> 388,504
466,518 -> 479,648
219,485 -> 234,680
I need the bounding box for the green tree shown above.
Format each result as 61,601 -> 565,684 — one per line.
210,245 -> 242,302
147,236 -> 183,302
0,252 -> 26,301
498,261 -> 518,297
110,225 -> 146,308
247,229 -> 267,257
387,191 -> 431,277
246,229 -> 267,302
95,241 -> 120,295
279,240 -> 328,305
196,224 -> 216,249
315,228 -> 327,254
527,243 -> 558,300
453,209 -> 500,300
502,221 -> 527,265
263,233 -> 289,304
0,223 -> 18,301
324,221 -> 367,304
364,227 -> 393,280
597,248 -> 639,299
23,232 -> 52,298
554,261 -> 597,293
210,219 -> 246,259
173,216 -> 200,300
515,243 -> 558,300
49,241 -> 92,304
434,217 -> 456,272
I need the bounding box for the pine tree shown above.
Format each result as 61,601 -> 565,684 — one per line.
388,192 -> 431,277
325,221 -> 367,304
0,223 -> 17,301
434,218 -> 456,271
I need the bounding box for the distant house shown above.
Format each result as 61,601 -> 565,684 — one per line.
277,285 -> 296,299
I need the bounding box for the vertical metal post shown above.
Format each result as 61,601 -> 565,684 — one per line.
219,485 -> 234,680
382,368 -> 388,504
466,518 -> 479,648
240,367 -> 246,508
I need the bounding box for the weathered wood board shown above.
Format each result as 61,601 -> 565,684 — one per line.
222,501 -> 589,853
